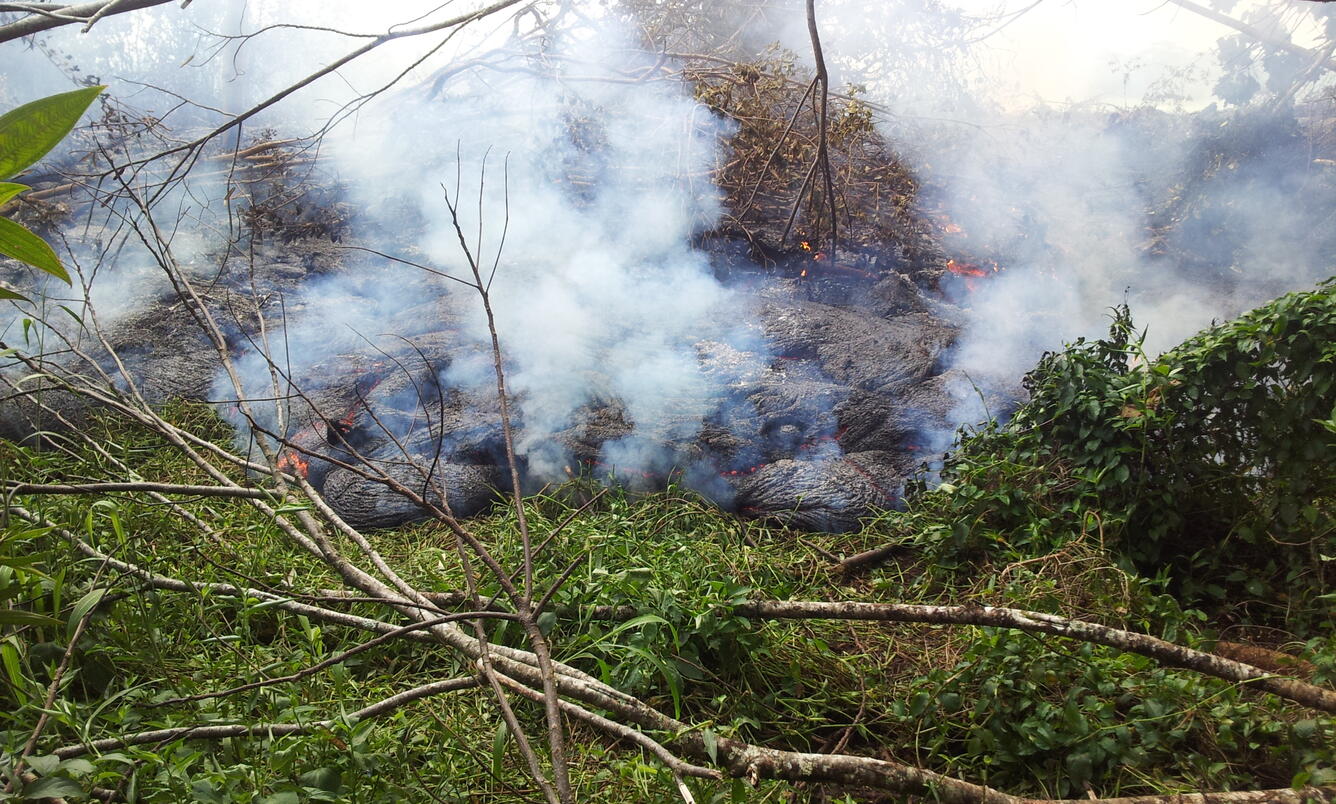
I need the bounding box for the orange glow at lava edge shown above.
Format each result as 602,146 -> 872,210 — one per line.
277,453 -> 309,478
946,259 -> 990,278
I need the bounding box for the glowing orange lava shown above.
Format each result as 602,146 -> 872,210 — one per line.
946,259 -> 989,278
277,453 -> 309,478
722,465 -> 765,477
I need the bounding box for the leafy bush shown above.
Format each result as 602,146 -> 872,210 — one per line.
937,281 -> 1336,624
900,620 -> 1336,797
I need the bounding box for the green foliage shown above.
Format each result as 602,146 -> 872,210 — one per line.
0,84 -> 104,294
0,86 -> 104,182
901,621 -> 1336,797
936,282 -> 1336,623
3,369 -> 1334,801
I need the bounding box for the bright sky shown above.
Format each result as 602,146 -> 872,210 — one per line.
964,0 -> 1281,108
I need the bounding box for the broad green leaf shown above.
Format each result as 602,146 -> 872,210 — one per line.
0,181 -> 28,206
298,767 -> 342,793
190,779 -> 227,804
23,776 -> 83,799
0,216 -> 68,282
0,286 -> 30,302
0,85 -> 104,180
58,758 -> 94,778
25,755 -> 59,776
0,608 -> 62,628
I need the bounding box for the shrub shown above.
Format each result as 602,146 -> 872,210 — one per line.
937,280 -> 1336,625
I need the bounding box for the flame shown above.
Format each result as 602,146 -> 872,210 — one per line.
799,268 -> 808,278
946,259 -> 989,278
799,240 -> 812,252
277,453 -> 309,478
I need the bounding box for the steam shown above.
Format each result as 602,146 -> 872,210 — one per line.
770,0 -> 1336,433
219,20 -> 769,482
8,0 -> 1336,503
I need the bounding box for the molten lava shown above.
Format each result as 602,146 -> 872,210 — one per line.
277,452 -> 310,478
945,258 -> 1001,293
721,465 -> 765,477
946,259 -> 990,278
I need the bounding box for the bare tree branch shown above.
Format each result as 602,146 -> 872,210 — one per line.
5,481 -> 275,498
1164,0 -> 1336,75
0,0 -> 176,43
50,676 -> 482,760
734,600 -> 1336,714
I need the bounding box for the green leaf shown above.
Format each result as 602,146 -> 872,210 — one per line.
58,758 -> 94,778
68,587 -> 109,639
23,776 -> 83,798
0,639 -> 25,686
0,216 -> 69,282
490,721 -> 509,780
0,182 -> 28,206
190,779 -> 227,804
25,755 -> 59,775
298,767 -> 342,793
0,608 -> 62,628
0,85 -> 104,180
0,286 -> 30,302
701,727 -> 718,763
537,610 -> 557,634
0,553 -> 48,570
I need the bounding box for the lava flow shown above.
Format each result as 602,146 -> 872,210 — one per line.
946,258 -> 1000,292
277,452 -> 310,479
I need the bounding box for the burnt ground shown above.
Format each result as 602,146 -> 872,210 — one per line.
0,213 -> 987,533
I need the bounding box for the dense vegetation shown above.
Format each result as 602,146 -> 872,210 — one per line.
1,283 -> 1332,801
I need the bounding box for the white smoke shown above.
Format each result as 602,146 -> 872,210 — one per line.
766,0 -> 1336,430
218,19 -> 764,480
9,0 -> 1336,481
